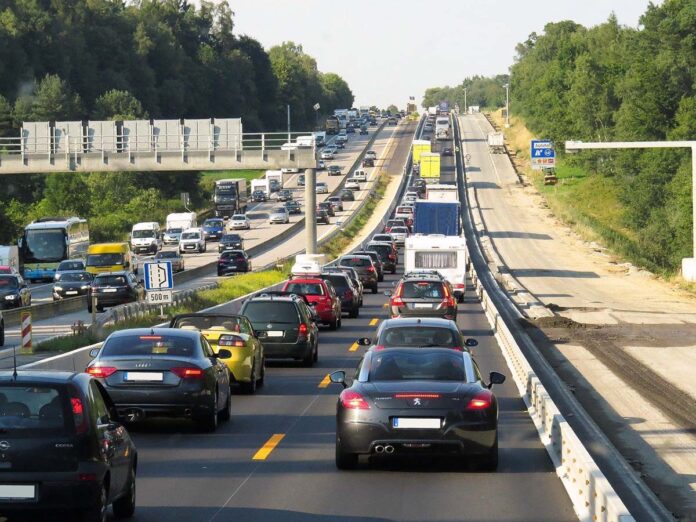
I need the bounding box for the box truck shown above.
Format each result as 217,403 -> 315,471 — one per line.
425,184 -> 458,202
412,140 -> 431,164
419,153 -> 441,181
413,201 -> 461,236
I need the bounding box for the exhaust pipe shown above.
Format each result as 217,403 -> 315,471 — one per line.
374,445 -> 385,454
384,445 -> 395,454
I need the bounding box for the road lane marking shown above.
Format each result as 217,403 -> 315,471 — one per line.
318,374 -> 331,388
349,342 -> 359,352
369,318 -> 379,326
383,303 -> 389,308
252,434 -> 285,461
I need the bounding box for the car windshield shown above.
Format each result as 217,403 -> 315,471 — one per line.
221,251 -> 245,260
0,385 -> 70,435
181,232 -> 200,240
368,351 -> 465,382
322,274 -> 348,291
132,230 -> 155,238
0,276 -> 19,289
232,215 -> 246,220
222,235 -> 241,242
167,228 -> 182,234
58,261 -> 84,271
156,251 -> 178,259
285,282 -> 324,296
379,327 -> 458,348
172,315 -> 251,334
387,221 -> 405,227
243,301 -> 299,324
102,334 -> 199,357
317,183 -> 327,188
204,220 -> 223,227
401,281 -> 445,299
95,275 -> 128,286
339,257 -> 370,268
87,253 -> 123,267
55,272 -> 91,282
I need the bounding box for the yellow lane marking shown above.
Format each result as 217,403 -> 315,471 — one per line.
252,434 -> 285,461
383,303 -> 389,308
349,342 -> 359,352
318,374 -> 331,388
369,318 -> 379,326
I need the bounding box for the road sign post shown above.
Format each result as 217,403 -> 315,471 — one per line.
531,140 -> 556,170
20,311 -> 32,354
144,261 -> 174,317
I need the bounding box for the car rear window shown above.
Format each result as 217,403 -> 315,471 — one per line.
339,257 -> 370,268
373,235 -> 393,242
367,244 -> 391,258
396,207 -> 413,214
172,315 -> 251,334
322,274 -> 349,291
58,261 -> 84,271
368,351 -> 464,381
379,327 -> 458,348
156,251 -> 178,259
94,275 -> 128,286
102,334 -> 199,357
285,282 -> 324,296
0,385 -> 70,435
401,281 -> 445,299
221,251 -> 245,260
243,301 -> 299,324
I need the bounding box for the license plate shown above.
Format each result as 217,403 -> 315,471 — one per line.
266,331 -> 283,337
0,484 -> 36,500
65,290 -> 78,295
186,245 -> 195,249
392,418 -> 441,429
413,303 -> 432,309
103,288 -> 117,293
125,372 -> 163,382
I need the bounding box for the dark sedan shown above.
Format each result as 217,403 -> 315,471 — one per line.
339,189 -> 355,201
330,348 -> 505,469
252,190 -> 267,202
277,189 -> 293,202
316,209 -> 330,225
219,233 -> 244,252
88,271 -> 143,313
52,270 -> 93,301
285,200 -> 302,215
318,201 -> 336,217
328,165 -> 342,176
441,147 -> 454,156
86,328 -> 232,431
217,249 -> 252,275
0,274 -> 31,309
358,317 -> 478,351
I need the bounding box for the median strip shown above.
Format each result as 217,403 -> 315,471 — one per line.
252,434 -> 285,461
318,374 -> 331,388
369,318 -> 379,326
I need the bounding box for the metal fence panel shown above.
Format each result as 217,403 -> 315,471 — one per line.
183,119 -> 212,151
21,122 -> 50,154
153,119 -> 182,152
86,120 -> 117,152
54,121 -> 83,153
213,118 -> 242,151
122,120 -> 151,152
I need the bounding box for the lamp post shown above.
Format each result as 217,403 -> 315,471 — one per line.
464,88 -> 467,115
504,84 -> 510,128
565,139 -> 696,281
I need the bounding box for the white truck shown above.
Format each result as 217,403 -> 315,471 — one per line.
404,235 -> 468,302
312,131 -> 326,147
164,212 -> 197,245
435,116 -> 450,140
265,170 -> 284,188
130,222 -> 162,254
425,184 -> 458,202
251,178 -> 270,196
487,132 -> 505,154
0,245 -> 19,272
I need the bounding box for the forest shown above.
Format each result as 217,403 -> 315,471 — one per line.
422,75 -> 509,111
0,0 -> 354,243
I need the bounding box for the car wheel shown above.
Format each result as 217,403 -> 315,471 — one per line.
458,294 -> 464,303
81,481 -> 108,522
219,389 -> 232,422
337,317 -> 342,329
479,436 -> 499,471
329,318 -> 338,331
371,284 -> 378,294
199,396 -> 219,432
112,466 -> 136,519
240,363 -> 257,394
335,435 -> 358,470
349,306 -> 359,319
257,358 -> 265,387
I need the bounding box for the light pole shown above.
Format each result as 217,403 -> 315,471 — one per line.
504,83 -> 510,128
304,168 -> 317,254
287,104 -> 291,142
464,88 -> 467,115
565,139 -> 696,281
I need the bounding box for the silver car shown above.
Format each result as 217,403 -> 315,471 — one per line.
389,226 -> 408,245
321,148 -> 336,160
230,214 -> 250,230
316,182 -> 329,194
269,206 -> 290,224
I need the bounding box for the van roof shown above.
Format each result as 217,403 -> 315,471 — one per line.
88,242 -> 129,253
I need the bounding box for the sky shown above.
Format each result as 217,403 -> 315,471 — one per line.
229,0 -> 659,109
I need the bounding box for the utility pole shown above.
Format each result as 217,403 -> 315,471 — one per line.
504,84 -> 510,128
287,104 -> 291,142
464,88 -> 467,115
304,168 -> 317,254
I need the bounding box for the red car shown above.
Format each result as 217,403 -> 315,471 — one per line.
282,277 -> 342,329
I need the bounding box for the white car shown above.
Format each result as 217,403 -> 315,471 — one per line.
394,205 -> 414,222
345,179 -> 360,191
403,195 -> 417,203
316,182 -> 329,194
317,160 -> 326,170
229,214 -> 250,230
269,206 -> 290,224
321,149 -> 336,160
405,191 -> 420,199
352,169 -> 367,182
389,226 -> 409,245
364,150 -> 377,161
179,228 -> 206,254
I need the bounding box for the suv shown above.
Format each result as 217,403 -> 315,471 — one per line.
218,249 -> 251,275
366,242 -> 397,274
179,228 -> 206,254
338,255 -> 378,294
320,272 -> 359,318
0,274 -> 31,309
282,277 -> 342,329
386,273 -> 457,320
88,271 -> 143,313
0,371 -> 137,520
239,294 -> 319,366
352,250 -> 384,282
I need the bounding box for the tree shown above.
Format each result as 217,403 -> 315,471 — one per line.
387,104 -> 399,114
0,95 -> 12,137
30,75 -> 83,121
93,90 -> 147,120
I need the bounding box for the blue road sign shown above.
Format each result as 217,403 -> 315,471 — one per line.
530,140 -> 556,170
144,261 -> 174,291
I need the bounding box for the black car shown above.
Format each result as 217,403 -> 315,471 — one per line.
338,255 -> 378,294
353,250 -> 385,282
359,317 -> 478,351
316,209 -> 330,225
318,201 -> 336,217
52,270 -> 93,301
322,266 -> 363,306
87,328 -> 232,431
0,274 -> 31,309
366,242 -> 397,274
0,371 -> 137,520
321,272 -> 359,318
285,200 -> 302,215
217,249 -> 252,275
88,272 -> 143,313
339,189 -> 355,201
328,165 -> 342,176
441,147 -> 454,156
219,233 -> 244,252
360,126 -> 368,135
330,348 -> 505,469
252,190 -> 267,202
346,124 -> 355,134
386,273 -> 457,321
277,189 -> 293,202
239,293 -> 319,366
362,157 -> 374,168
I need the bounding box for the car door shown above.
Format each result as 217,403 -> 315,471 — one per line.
240,317 -> 263,375
202,336 -> 227,408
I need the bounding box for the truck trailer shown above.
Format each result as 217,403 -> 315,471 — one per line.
419,153 -> 441,182
425,184 -> 458,202
213,179 -> 248,219
412,201 -> 461,236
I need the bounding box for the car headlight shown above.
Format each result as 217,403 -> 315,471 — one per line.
53,286 -> 62,291
81,285 -> 90,289
5,295 -> 16,300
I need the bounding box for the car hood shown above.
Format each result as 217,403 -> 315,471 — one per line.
54,281 -> 90,290
0,288 -> 18,297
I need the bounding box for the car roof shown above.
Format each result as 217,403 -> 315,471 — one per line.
0,371 -> 86,385
108,327 -> 200,340
380,317 -> 458,329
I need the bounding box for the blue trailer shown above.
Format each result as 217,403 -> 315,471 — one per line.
412,201 -> 461,236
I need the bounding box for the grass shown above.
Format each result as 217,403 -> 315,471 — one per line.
201,170 -> 265,183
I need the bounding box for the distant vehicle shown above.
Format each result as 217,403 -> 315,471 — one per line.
321,149 -> 335,160
19,217 -> 89,282
86,243 -> 135,276
337,255 -> 378,294
328,165 -> 342,176
252,189 -> 267,202
424,123 -> 433,132
217,249 -> 252,275
388,117 -> 397,125
365,151 -> 377,161
269,206 -> 290,224
362,157 -> 374,167
164,212 -> 197,244
277,189 -> 293,202
487,132 -> 505,154
352,170 -> 367,182
366,242 -> 397,274
229,214 -> 251,230
285,200 -> 302,215
251,178 -> 270,197
202,218 -> 225,241
339,189 -> 356,201
406,235 -> 467,301
178,228 -> 206,254
266,170 -> 283,190
346,124 -> 355,134
317,159 -> 326,170
359,125 -> 368,135
384,219 -> 407,233
320,271 -> 359,318
87,328 -> 232,431
88,271 -> 143,313
213,179 -> 248,219
386,272 -> 457,321
219,233 -> 244,252
316,209 -> 330,225
318,202 -> 335,217
0,371 -> 138,519
327,196 -> 344,211
298,174 -> 306,186
130,221 -> 162,254
269,179 -> 281,193
389,226 -> 409,245
345,179 -> 360,191
435,116 -> 451,140
154,250 -> 185,272
52,270 -> 92,301
0,274 -> 31,309
326,115 -> 340,135
441,147 -> 453,156
313,131 -> 327,147
316,182 -> 329,194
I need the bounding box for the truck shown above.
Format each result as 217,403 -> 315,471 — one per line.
412,140 -> 431,164
435,116 -> 450,140
0,246 -> 20,273
164,212 -> 197,244
405,234 -> 467,302
412,201 -> 461,236
419,152 -> 441,182
312,131 -> 326,147
325,116 -> 340,135
425,184 -> 458,202
265,170 -> 283,189
487,132 -> 505,154
130,222 -> 162,254
359,106 -> 370,118
251,178 -> 270,196
428,106 -> 438,116
213,179 -> 248,219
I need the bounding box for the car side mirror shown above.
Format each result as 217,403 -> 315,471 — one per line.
488,371 -> 506,389
329,370 -> 347,388
89,348 -> 100,358
216,349 -> 232,359
383,290 -> 392,297
357,337 -> 371,346
464,338 -> 478,347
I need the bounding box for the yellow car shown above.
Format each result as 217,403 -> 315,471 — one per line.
170,313 -> 265,393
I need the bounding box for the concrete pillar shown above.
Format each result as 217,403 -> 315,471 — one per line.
304,168 -> 317,254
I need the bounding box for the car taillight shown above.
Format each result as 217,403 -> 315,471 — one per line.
343,290 -> 353,300
374,345 -> 385,350
366,266 -> 375,273
391,283 -> 404,307
466,391 -> 493,410
71,396 -> 88,435
171,367 -> 205,379
388,254 -> 396,261
86,366 -> 117,378
452,346 -> 463,351
218,335 -> 245,347
298,323 -> 309,337
339,390 -> 370,410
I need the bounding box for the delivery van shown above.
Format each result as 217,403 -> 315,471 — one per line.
86,243 -> 136,275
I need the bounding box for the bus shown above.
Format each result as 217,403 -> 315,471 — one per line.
19,217 -> 90,282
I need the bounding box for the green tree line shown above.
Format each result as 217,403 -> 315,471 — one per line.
510,1 -> 695,271
0,0 -> 354,243
422,75 -> 509,110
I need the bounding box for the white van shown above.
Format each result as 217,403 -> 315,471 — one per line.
404,235 -> 467,301
178,228 -> 206,254
164,213 -> 197,244
130,222 -> 162,254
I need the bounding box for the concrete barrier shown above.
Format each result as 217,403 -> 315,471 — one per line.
3,296 -> 87,328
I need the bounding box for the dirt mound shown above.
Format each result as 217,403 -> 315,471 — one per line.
534,315 -> 586,329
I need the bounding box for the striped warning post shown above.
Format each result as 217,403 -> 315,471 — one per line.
20,311 -> 32,354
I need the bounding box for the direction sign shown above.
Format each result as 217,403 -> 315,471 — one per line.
146,290 -> 173,304
143,261 -> 174,291
530,140 -> 556,170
